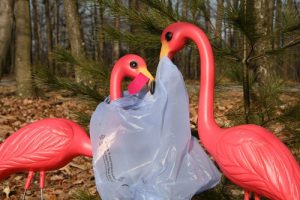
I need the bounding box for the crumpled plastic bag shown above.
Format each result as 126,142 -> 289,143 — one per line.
90,57 -> 221,200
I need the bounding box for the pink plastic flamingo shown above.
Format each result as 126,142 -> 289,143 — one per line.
110,54 -> 154,101
0,54 -> 154,199
0,118 -> 92,199
159,22 -> 300,200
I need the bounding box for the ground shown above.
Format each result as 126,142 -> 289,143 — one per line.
0,77 -> 299,199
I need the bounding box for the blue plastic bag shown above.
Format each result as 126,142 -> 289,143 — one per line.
90,57 -> 221,200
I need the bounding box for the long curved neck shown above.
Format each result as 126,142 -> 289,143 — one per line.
186,27 -> 220,137
110,67 -> 124,101
71,124 -> 92,157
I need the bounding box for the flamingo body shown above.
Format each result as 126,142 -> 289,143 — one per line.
0,118 -> 92,181
159,22 -> 300,200
215,125 -> 300,200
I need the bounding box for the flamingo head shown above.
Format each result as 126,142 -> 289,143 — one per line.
115,54 -> 154,80
160,22 -> 194,59
110,54 -> 155,101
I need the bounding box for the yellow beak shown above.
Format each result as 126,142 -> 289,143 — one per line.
138,67 -> 154,81
138,67 -> 155,94
160,40 -> 170,60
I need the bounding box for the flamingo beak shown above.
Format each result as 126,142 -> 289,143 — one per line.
160,40 -> 170,60
149,80 -> 155,94
138,67 -> 156,94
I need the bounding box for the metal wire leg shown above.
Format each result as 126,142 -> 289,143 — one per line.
40,188 -> 43,200
22,189 -> 27,200
39,171 -> 45,200
23,171 -> 34,200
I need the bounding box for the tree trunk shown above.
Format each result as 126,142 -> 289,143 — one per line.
63,0 -> 86,82
242,0 -> 253,123
251,0 -> 275,122
112,15 -> 120,62
285,0 -> 296,80
287,0 -> 294,10
233,0 -> 241,49
266,0 -> 275,49
274,0 -> 282,49
205,0 -> 211,36
253,0 -> 271,86
182,1 -> 188,18
44,0 -> 53,71
10,22 -> 15,75
0,0 -> 14,79
97,2 -> 105,62
92,1 -> 99,61
242,0 -> 250,123
55,0 -> 60,47
215,0 -> 224,46
128,0 -> 138,51
274,0 -> 282,76
182,1 -> 189,78
15,0 -> 34,97
32,0 -> 40,65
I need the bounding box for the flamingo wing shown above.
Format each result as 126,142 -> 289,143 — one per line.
215,125 -> 300,200
0,122 -> 73,169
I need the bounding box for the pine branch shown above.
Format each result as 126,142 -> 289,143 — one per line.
213,44 -> 242,62
52,49 -> 110,87
103,0 -> 170,33
224,0 -> 258,46
247,36 -> 300,62
103,25 -> 160,51
35,68 -> 105,106
139,0 -> 179,22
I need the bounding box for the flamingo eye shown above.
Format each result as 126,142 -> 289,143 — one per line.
165,32 -> 173,42
130,61 -> 138,69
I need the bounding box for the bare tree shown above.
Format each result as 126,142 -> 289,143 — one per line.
55,0 -> 60,47
44,0 -> 53,70
205,0 -> 211,36
15,0 -> 34,97
242,0 -> 251,123
266,0 -> 275,49
92,1 -> 98,61
232,0 -> 241,49
98,2 -> 106,61
0,0 -> 14,79
274,0 -> 282,49
63,0 -> 86,82
215,0 -> 224,46
112,15 -> 120,61
253,0 -> 272,86
32,0 -> 41,65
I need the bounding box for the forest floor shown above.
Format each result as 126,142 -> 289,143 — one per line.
0,77 -> 299,200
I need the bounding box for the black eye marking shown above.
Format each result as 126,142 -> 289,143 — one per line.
165,32 -> 173,42
130,61 -> 138,69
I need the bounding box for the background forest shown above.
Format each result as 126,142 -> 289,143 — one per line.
0,0 -> 299,199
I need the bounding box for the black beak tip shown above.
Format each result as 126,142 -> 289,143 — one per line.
150,81 -> 155,94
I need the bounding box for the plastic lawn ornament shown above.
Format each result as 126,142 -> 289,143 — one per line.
0,54 -> 154,200
90,54 -> 221,200
159,22 -> 300,200
109,54 -> 155,101
0,118 -> 92,199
